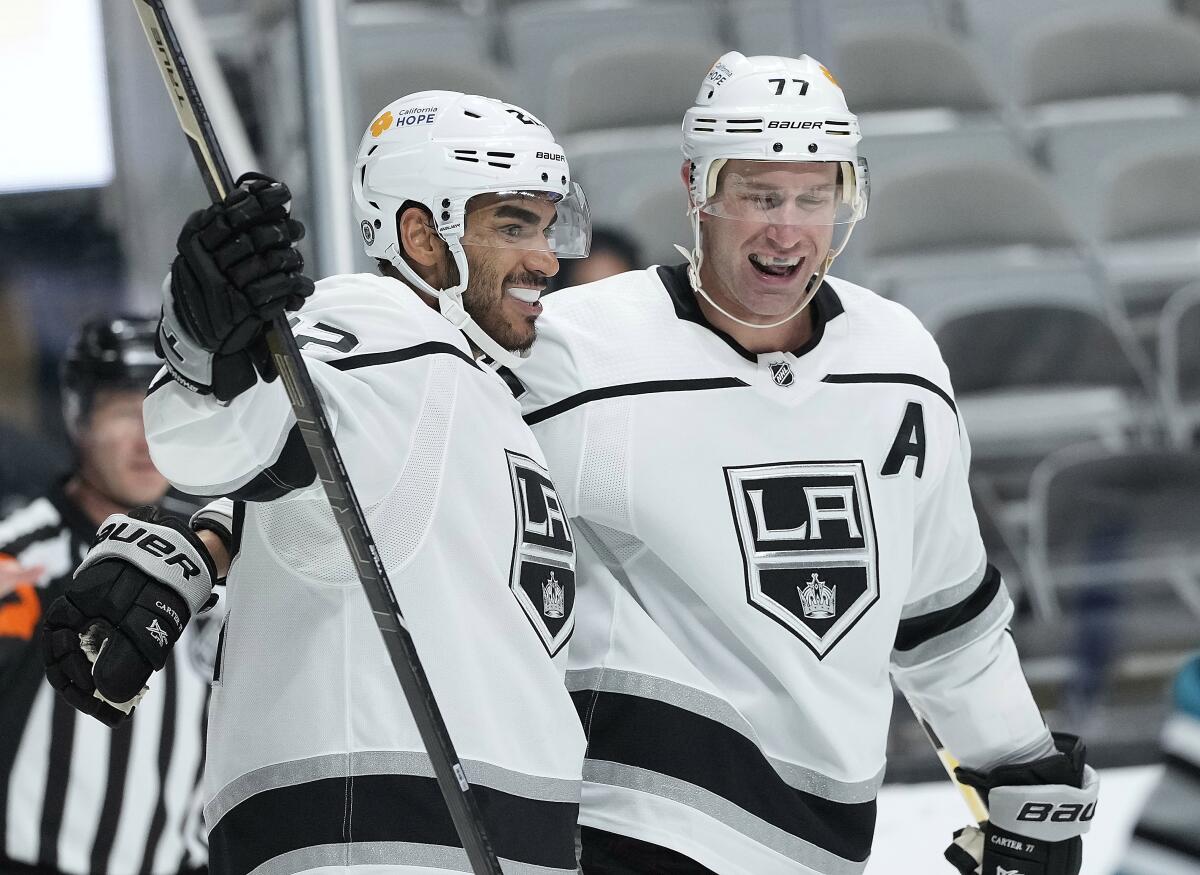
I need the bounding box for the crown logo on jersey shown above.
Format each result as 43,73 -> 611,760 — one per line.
146,618 -> 169,647
769,360 -> 794,387
798,573 -> 836,619
542,571 -> 565,618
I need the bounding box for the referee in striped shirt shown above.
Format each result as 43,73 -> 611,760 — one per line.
1,317 -> 212,875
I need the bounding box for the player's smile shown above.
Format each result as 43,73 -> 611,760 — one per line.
504,280 -> 545,317
748,252 -> 804,279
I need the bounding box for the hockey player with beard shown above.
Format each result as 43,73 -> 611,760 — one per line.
44,92 -> 591,875
511,53 -> 1099,874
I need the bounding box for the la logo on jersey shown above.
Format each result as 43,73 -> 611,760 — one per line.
506,451 -> 575,656
725,460 -> 879,658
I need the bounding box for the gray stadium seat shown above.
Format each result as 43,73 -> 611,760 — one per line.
857,157 -> 1084,295
1103,149 -> 1200,243
1158,282 -> 1200,447
725,0 -> 803,59
921,272 -> 1159,463
834,27 -> 1001,115
1018,14 -> 1200,110
1027,446 -> 1200,627
348,3 -> 491,62
1037,114 -> 1200,241
345,3 -> 505,138
960,0 -> 1173,86
864,158 -> 1077,257
791,0 -> 957,67
832,28 -> 1020,285
622,179 -> 692,268
857,126 -> 1023,193
564,125 -> 683,228
503,0 -> 721,121
844,127 -> 1026,284
1096,146 -> 1200,319
907,263 -> 1105,326
546,40 -> 719,135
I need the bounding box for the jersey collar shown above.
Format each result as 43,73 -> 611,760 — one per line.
656,263 -> 844,363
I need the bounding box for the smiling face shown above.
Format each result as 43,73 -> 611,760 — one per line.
460,193 -> 561,353
696,160 -> 840,324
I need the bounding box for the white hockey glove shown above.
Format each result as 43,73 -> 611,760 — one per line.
945,733 -> 1098,875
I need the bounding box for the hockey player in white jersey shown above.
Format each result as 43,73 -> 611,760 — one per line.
51,92 -> 591,875
510,53 -> 1099,874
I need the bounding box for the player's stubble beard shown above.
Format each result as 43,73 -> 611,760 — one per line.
462,255 -> 543,354
700,217 -> 827,324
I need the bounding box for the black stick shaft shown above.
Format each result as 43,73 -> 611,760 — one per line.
130,3 -> 503,871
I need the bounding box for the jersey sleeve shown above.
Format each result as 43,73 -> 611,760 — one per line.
144,278 -> 445,508
890,406 -> 1054,770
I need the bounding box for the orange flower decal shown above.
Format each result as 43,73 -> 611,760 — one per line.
370,111 -> 394,137
819,64 -> 840,87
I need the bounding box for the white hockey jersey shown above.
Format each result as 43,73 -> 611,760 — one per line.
512,265 -> 1054,875
144,273 -> 585,875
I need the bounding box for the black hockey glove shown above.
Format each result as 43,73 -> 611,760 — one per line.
944,733 -> 1098,875
160,172 -> 314,401
42,507 -> 218,727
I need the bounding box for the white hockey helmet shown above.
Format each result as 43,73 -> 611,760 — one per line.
352,90 -> 590,367
679,52 -> 869,328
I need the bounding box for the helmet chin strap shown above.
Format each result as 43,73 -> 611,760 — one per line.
675,204 -> 861,332
385,236 -> 529,370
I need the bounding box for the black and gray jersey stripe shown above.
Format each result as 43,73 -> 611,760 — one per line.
0,488 -> 209,875
205,752 -> 580,875
891,563 -> 1009,668
566,667 -> 881,872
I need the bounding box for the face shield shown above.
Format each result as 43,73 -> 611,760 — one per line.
698,161 -> 866,259
461,183 -> 591,259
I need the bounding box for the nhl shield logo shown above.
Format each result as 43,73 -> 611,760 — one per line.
769,360 -> 794,386
506,451 -> 575,656
725,460 -> 879,658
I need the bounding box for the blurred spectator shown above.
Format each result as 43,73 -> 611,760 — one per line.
0,422 -> 67,515
1115,653 -> 1200,874
0,316 -> 212,875
0,278 -> 65,508
552,225 -> 642,290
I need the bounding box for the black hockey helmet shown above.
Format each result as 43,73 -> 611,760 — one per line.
61,315 -> 161,438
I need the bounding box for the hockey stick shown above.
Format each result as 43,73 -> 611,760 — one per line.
130,3 -> 503,872
902,696 -> 990,824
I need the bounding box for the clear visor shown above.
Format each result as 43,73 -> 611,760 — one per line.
699,166 -> 864,228
461,182 -> 591,258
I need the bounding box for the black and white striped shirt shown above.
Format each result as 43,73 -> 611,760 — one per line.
0,483 -> 211,875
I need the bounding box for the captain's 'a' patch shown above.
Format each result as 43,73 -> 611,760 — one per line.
506,451 -> 576,656
725,461 -> 879,658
